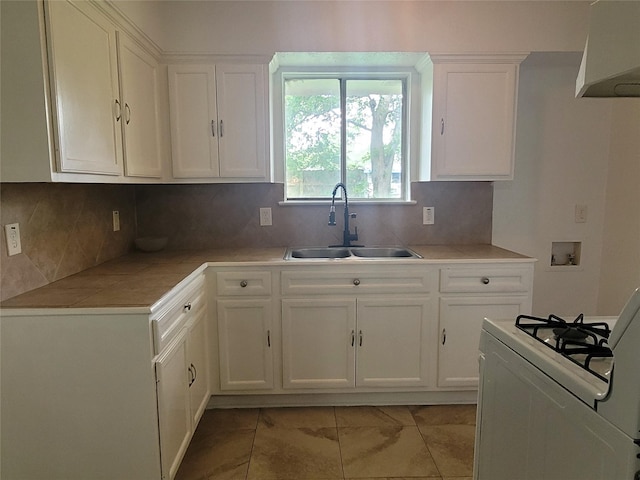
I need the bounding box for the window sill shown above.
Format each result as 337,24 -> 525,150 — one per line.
279,200 -> 417,206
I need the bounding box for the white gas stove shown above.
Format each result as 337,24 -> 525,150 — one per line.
474,287 -> 640,480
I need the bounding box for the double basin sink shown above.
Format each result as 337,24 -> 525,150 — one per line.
284,246 -> 422,260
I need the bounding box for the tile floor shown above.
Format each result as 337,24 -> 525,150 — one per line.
176,404 -> 476,480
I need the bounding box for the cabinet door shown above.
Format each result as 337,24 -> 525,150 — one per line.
216,64 -> 268,178
431,62 -> 518,180
118,33 -> 162,178
46,0 -> 122,175
282,298 -> 356,389
356,297 -> 434,388
438,296 -> 528,387
168,64 -> 220,178
187,309 -> 210,425
217,299 -> 274,390
155,328 -> 192,480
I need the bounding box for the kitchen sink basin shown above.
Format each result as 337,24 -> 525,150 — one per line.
287,247 -> 351,259
350,247 -> 419,258
284,246 -> 421,260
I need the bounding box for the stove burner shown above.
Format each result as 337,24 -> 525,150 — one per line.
553,326 -> 589,341
516,313 -> 613,382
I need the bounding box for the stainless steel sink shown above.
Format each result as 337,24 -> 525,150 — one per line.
286,247 -> 351,259
350,247 -> 420,258
284,246 -> 421,260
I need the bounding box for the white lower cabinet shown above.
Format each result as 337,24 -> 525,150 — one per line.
153,273 -> 209,480
214,270 -> 274,391
217,298 -> 274,390
0,272 -> 208,480
187,305 -> 211,427
437,265 -> 533,388
280,266 -> 436,390
156,305 -> 210,480
438,296 -> 528,387
155,329 -> 192,480
282,298 -> 357,389
357,297 -> 433,388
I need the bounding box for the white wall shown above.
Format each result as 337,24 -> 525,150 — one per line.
597,101 -> 640,314
113,0 -> 590,55
492,53 -> 613,317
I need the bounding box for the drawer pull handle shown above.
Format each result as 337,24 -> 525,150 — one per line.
351,330 -> 355,347
240,280 -> 248,288
442,328 -> 447,345
184,302 -> 192,312
481,277 -> 490,285
353,279 -> 360,286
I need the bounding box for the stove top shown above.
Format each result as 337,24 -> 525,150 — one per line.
481,315 -> 617,407
515,313 -> 613,383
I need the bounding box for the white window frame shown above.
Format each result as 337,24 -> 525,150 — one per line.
271,58 -> 423,204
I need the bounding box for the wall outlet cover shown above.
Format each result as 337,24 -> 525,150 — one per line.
4,223 -> 22,256
423,207 -> 435,225
260,207 -> 272,226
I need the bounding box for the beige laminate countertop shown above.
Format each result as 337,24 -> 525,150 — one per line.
0,245 -> 533,310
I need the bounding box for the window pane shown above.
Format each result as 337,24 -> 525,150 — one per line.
284,78 -> 341,199
346,79 -> 403,199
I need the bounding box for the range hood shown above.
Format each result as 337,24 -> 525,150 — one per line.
576,0 -> 640,98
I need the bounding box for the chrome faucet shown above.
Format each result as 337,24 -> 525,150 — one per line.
328,182 -> 359,247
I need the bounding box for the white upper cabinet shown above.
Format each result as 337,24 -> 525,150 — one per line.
1,0 -> 164,182
46,0 -> 123,176
168,65 -> 220,178
429,55 -> 526,181
168,63 -> 269,181
117,32 -> 163,178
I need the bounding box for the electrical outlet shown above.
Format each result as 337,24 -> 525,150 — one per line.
260,207 -> 272,226
423,207 -> 435,225
112,210 -> 120,231
4,223 -> 22,256
575,204 -> 587,223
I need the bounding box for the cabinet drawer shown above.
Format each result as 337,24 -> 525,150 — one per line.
152,275 -> 205,355
216,271 -> 271,296
440,266 -> 531,293
281,268 -> 433,296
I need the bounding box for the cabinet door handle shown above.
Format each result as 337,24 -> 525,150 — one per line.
183,302 -> 192,312
219,120 -> 224,137
115,99 -> 122,121
187,365 -> 194,386
359,330 -> 363,347
481,277 -> 490,285
440,118 -> 445,135
124,103 -> 131,125
191,363 -> 197,383
353,279 -> 360,286
211,119 -> 216,137
267,329 -> 271,348
442,328 -> 447,345
240,280 -> 248,288
351,330 -> 355,347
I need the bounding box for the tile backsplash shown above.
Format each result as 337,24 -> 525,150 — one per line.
0,183 -> 136,301
135,181 -> 492,249
1,181 -> 491,301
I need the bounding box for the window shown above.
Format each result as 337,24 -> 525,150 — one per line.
281,73 -> 410,201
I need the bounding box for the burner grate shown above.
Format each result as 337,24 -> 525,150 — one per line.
516,314 -> 613,382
